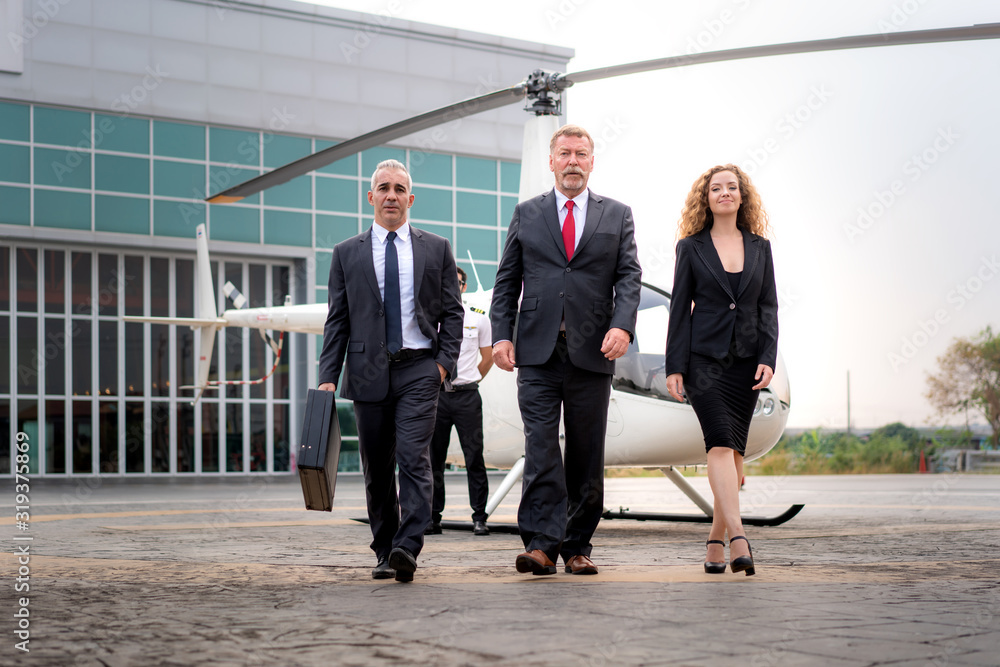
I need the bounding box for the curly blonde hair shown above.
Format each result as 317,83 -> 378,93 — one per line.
677,164 -> 771,239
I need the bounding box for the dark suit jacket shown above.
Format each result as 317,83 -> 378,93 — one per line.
491,188 -> 642,375
318,225 -> 464,402
665,227 -> 778,376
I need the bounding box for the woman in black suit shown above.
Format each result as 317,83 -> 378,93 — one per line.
665,164 -> 778,576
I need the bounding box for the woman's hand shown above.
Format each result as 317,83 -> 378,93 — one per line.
665,373 -> 685,402
752,365 -> 773,390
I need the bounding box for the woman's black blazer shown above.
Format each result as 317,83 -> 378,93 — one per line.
665,227 -> 778,376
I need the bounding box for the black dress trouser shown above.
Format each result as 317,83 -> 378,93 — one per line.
430,387 -> 490,523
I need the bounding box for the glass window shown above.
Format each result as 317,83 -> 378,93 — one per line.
315,176 -> 357,213
72,400 -> 92,473
263,210 -> 311,247
44,319 -> 65,395
175,258 -> 193,318
71,252 -> 91,315
45,399 -> 66,473
17,399 -> 39,474
361,147 -> 405,180
202,402 -> 219,472
0,186 -> 30,225
17,317 -> 38,394
210,127 -> 260,166
154,160 -> 206,199
151,401 -> 170,473
0,400 -> 8,474
44,250 -> 65,313
72,321 -> 91,396
97,254 -> 118,316
250,406 -> 266,472
34,147 -> 91,189
456,156 -> 496,190
17,248 -> 37,312
99,401 -> 118,473
124,401 -> 145,473
94,114 -> 149,155
457,192 -> 497,227
315,214 -> 358,249
411,187 -> 452,222
153,199 -> 205,238
96,154 -> 150,195
611,286 -> 678,403
153,120 -> 205,160
315,140 -> 357,176
98,321 -> 117,397
224,263 -> 243,398
272,266 -> 290,400
263,174 -> 311,210
411,152 -> 451,186
95,195 -> 150,235
412,222 -> 452,242
0,316 -> 8,394
457,227 -> 498,263
264,134 -> 311,169
125,322 -> 144,396
176,403 -> 195,473
208,166 -> 259,205
34,189 -> 92,230
0,247 -> 7,311
273,402 -> 290,472
124,256 -> 144,317
314,252 -> 332,288
34,106 -> 91,148
500,161 -> 520,194
210,206 -> 259,243
500,196 -> 518,228
0,101 -> 30,141
177,327 -> 193,393
225,403 -> 243,472
0,144 -> 30,183
151,324 -> 169,397
248,264 -> 266,399
150,258 -> 169,317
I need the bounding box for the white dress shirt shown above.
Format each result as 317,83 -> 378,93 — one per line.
370,222 -> 432,350
553,187 -> 589,250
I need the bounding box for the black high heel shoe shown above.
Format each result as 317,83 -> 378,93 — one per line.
704,539 -> 727,574
729,535 -> 755,576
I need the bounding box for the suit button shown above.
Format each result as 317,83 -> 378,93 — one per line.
378,310 -> 383,317
559,292 -> 564,297
729,303 -> 736,310
379,342 -> 384,348
566,267 -> 571,273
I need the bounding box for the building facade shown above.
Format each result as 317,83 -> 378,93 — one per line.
1,0 -> 573,477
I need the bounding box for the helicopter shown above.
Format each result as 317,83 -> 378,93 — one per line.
125,22 -> 1000,527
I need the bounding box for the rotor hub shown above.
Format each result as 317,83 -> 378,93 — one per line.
523,69 -> 572,116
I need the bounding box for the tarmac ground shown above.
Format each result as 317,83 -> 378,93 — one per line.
3,471 -> 999,666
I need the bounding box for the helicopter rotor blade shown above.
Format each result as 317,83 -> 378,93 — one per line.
561,23 -> 1000,86
206,83 -> 526,203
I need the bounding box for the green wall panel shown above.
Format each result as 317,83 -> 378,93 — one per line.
263,174 -> 311,209
0,186 -> 30,225
314,251 -> 332,284
315,214 -> 359,249
34,107 -> 90,148
95,195 -> 150,234
211,206 -> 260,243
500,161 -> 520,193
95,115 -> 149,154
411,187 -> 451,222
315,140 -> 357,176
361,147 -> 405,182
457,227 -> 497,262
457,191 -> 496,227
0,143 -> 30,183
264,134 -> 311,169
154,121 -> 205,160
210,127 -> 260,165
411,152 -> 451,186
154,160 -> 206,199
0,102 -> 30,142
316,176 -> 357,213
95,154 -> 149,195
154,199 -> 205,238
414,222 -> 453,243
500,196 -> 518,227
34,147 -> 90,189
34,189 -> 91,230
209,166 -> 259,205
263,210 -> 311,247
456,156 -> 496,190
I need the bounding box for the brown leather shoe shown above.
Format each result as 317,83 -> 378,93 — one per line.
564,554 -> 598,575
515,550 -> 557,575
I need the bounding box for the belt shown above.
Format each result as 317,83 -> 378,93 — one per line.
450,382 -> 479,392
387,348 -> 431,362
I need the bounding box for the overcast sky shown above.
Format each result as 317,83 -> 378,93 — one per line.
313,0 -> 1000,430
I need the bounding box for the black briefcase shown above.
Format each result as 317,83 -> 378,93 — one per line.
297,389 -> 342,511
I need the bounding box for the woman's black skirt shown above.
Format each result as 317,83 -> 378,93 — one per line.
684,351 -> 760,455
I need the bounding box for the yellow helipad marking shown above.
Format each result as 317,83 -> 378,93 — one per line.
0,507 -> 369,525
10,555 -> 998,586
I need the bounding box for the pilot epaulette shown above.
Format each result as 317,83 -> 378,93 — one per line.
469,306 -> 486,315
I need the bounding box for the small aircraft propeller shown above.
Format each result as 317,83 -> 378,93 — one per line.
204,22 -> 1000,206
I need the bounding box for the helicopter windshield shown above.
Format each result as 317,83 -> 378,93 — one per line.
612,284 -> 680,403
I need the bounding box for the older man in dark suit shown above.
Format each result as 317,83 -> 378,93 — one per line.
491,125 -> 642,576
318,159 -> 464,583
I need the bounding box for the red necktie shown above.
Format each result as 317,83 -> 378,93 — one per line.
563,200 -> 575,260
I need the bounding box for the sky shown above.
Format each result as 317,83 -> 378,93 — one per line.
312,0 -> 1000,430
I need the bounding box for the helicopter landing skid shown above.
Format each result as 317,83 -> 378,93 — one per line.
600,504 -> 805,527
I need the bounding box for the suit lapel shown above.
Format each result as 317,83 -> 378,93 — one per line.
358,227 -> 383,306
572,191 -> 603,259
737,229 -> 760,298
692,227 -> 734,300
411,226 -> 426,298
541,190 -> 567,261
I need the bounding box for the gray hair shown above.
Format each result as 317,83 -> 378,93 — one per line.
370,159 -> 412,191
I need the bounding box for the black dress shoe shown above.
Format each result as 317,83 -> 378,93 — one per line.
389,547 -> 417,582
729,535 -> 755,576
472,520 -> 489,536
424,522 -> 442,535
704,539 -> 727,574
372,556 -> 395,580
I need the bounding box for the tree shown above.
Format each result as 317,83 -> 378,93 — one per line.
925,326 -> 1000,448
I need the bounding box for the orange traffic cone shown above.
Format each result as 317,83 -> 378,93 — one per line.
919,449 -> 928,473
